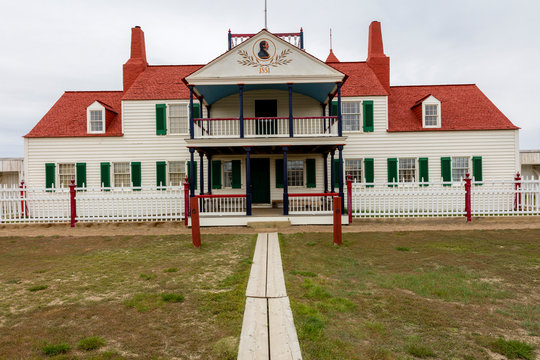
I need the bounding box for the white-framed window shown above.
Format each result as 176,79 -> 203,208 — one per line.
58,163 -> 75,188
341,102 -> 361,132
87,101 -> 106,134
452,157 -> 469,182
345,159 -> 362,182
169,104 -> 189,135
113,162 -> 130,187
422,96 -> 441,128
223,161 -> 233,188
398,158 -> 416,182
288,160 -> 304,187
168,161 -> 185,186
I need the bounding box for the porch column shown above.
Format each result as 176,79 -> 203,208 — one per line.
323,152 -> 328,193
337,82 -> 343,137
189,85 -> 194,139
207,104 -> 211,137
338,145 -> 344,214
239,84 -> 244,138
199,151 -> 204,195
207,154 -> 212,195
189,147 -> 195,197
330,149 -> 335,193
288,84 -> 294,137
282,146 -> 289,215
321,103 -> 326,134
245,147 -> 252,216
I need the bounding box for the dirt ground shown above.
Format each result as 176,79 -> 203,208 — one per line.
1,216 -> 539,237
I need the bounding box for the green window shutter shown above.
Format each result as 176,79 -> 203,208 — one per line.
45,163 -> 55,189
131,162 -> 141,189
418,158 -> 429,186
156,104 -> 167,135
364,158 -> 374,187
100,162 -> 110,189
387,158 -> 397,186
156,161 -> 166,187
363,100 -> 374,132
275,159 -> 283,188
212,160 -> 222,189
192,103 -> 201,118
441,157 -> 451,185
331,101 -> 338,116
232,160 -> 241,189
76,163 -> 86,188
306,159 -> 316,188
187,161 -> 197,190
473,156 -> 483,184
333,158 -> 340,188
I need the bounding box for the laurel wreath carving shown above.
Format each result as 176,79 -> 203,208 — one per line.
237,49 -> 293,68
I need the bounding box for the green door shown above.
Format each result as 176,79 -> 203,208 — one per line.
251,158 -> 270,204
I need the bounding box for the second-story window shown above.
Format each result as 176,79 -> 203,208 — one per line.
342,102 -> 361,131
424,104 -> 438,126
90,110 -> 104,132
169,105 -> 189,134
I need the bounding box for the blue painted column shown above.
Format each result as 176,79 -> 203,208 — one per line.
239,84 -> 244,138
300,28 -> 304,49
288,84 -> 294,137
337,82 -> 343,137
282,146 -> 289,215
189,147 -> 195,197
189,85 -> 194,139
338,145 -> 344,214
207,154 -> 212,195
323,152 -> 328,193
199,151 -> 204,212
245,147 -> 252,216
322,103 -> 326,133
330,149 -> 335,193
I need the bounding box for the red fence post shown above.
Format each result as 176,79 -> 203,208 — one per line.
464,173 -> 471,222
184,176 -> 190,226
19,180 -> 27,217
346,174 -> 352,224
514,172 -> 522,211
190,197 -> 201,248
333,196 -> 342,245
69,178 -> 77,227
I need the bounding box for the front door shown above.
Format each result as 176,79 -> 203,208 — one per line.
251,158 -> 270,204
255,99 -> 277,135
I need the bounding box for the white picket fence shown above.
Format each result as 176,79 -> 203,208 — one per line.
0,185 -> 184,223
351,177 -> 540,218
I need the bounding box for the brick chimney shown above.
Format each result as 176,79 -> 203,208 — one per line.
123,26 -> 148,92
366,21 -> 390,92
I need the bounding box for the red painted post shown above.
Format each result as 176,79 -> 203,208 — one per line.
514,172 -> 522,211
464,173 -> 471,222
190,197 -> 201,248
183,176 -> 189,226
333,196 -> 342,245
19,180 -> 27,217
346,174 -> 352,224
69,178 -> 77,227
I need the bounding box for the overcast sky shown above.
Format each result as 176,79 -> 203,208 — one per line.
1,0 -> 538,158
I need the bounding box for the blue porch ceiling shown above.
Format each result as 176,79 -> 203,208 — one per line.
195,83 -> 337,105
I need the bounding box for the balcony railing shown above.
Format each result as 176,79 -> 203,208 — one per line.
194,116 -> 338,139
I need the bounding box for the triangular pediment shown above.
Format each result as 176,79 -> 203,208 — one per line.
185,29 -> 345,85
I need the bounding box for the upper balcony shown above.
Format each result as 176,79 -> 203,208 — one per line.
193,116 -> 338,139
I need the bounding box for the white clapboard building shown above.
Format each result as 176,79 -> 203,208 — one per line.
24,21 -> 519,218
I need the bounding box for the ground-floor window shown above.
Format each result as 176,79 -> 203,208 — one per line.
113,162 -> 130,187
398,158 -> 416,182
168,161 -> 185,186
223,161 -> 233,188
452,157 -> 469,182
345,159 -> 362,182
288,160 -> 304,187
58,163 -> 75,188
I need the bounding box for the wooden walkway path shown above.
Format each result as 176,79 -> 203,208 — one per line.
238,232 -> 302,360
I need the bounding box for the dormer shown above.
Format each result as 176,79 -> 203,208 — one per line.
411,95 -> 441,128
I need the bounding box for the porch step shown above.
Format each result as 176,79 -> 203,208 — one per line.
247,220 -> 291,229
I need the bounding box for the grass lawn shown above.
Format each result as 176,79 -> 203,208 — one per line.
0,233 -> 256,359
280,229 -> 539,360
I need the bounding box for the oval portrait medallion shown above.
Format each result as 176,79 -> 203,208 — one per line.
252,38 -> 276,62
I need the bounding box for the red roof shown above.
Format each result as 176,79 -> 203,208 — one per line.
325,50 -> 340,63
25,91 -> 123,138
122,65 -> 203,100
328,62 -> 388,96
388,84 -> 519,132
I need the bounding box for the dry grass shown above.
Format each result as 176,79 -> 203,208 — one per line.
0,233 -> 255,359
280,229 -> 540,360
